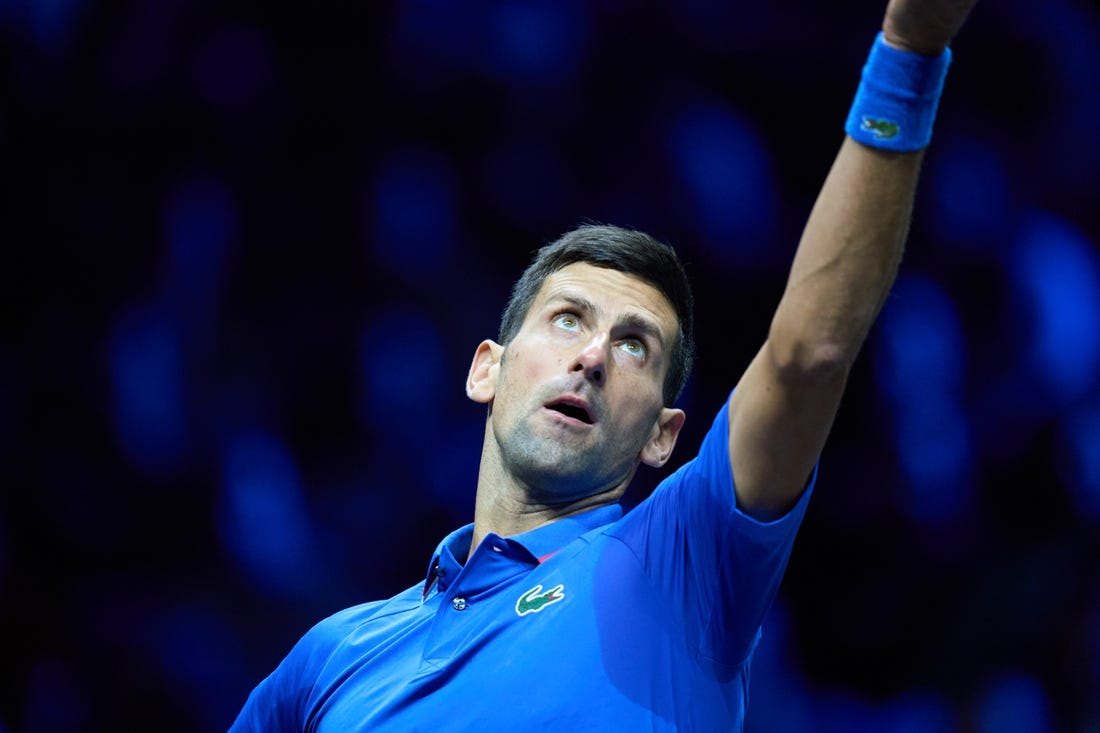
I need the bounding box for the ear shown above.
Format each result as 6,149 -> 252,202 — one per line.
640,407 -> 686,468
466,340 -> 504,404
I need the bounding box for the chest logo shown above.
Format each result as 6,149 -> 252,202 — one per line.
515,583 -> 565,616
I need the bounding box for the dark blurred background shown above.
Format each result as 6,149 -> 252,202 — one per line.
3,0 -> 1100,730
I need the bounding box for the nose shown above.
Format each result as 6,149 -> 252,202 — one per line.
571,331 -> 608,385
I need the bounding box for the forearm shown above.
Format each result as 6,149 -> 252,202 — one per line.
765,0 -> 976,378
723,1 -> 978,516
768,137 -> 923,376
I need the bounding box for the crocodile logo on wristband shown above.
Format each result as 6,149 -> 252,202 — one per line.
860,116 -> 900,140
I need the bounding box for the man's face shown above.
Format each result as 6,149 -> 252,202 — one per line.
470,262 -> 685,503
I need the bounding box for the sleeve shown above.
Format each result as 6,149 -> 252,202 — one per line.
607,394 -> 815,668
228,607 -> 367,733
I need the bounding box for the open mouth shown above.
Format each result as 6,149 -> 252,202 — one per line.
546,400 -> 594,425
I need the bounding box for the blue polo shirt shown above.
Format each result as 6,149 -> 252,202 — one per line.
230,400 -> 814,732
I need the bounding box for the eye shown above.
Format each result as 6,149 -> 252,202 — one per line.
618,339 -> 646,359
553,313 -> 580,330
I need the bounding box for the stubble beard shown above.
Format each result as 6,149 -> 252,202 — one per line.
492,402 -> 655,506
489,354 -> 648,503
493,415 -> 607,503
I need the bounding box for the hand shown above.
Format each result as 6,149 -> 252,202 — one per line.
882,0 -> 979,55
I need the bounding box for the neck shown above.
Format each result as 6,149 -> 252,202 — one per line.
466,435 -> 629,562
468,484 -> 621,562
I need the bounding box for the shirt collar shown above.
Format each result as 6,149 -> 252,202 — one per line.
422,503 -> 622,596
509,503 -> 622,561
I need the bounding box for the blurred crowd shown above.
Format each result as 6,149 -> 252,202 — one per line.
4,0 -> 1099,730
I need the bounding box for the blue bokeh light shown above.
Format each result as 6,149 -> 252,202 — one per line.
874,275 -> 972,521
811,688 -> 885,733
385,0 -> 482,85
928,140 -> 1012,253
876,691 -> 958,733
812,688 -> 959,733
876,275 -> 967,400
425,416 -> 483,520
484,0 -> 589,85
359,308 -> 449,442
385,0 -> 589,87
108,307 -> 188,477
219,432 -> 325,599
10,0 -> 83,55
667,101 -> 778,265
1059,401 -> 1100,519
165,178 -> 235,284
894,396 -> 974,522
744,601 -> 814,732
1011,212 -> 1100,401
163,177 -> 236,326
975,672 -> 1054,733
369,149 -> 459,284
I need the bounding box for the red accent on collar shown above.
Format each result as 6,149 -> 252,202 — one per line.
537,551 -> 558,563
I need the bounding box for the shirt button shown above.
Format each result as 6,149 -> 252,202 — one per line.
451,597 -> 467,611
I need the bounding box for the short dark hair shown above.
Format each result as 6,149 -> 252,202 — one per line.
498,223 -> 695,406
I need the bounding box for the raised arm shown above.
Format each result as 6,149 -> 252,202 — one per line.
727,0 -> 979,519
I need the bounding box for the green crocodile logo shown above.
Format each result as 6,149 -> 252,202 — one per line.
515,583 -> 565,616
860,115 -> 900,140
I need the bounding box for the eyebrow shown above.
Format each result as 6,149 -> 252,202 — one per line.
548,293 -> 667,351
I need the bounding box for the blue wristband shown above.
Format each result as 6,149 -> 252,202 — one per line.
845,32 -> 953,152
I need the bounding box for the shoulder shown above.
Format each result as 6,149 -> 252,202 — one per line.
303,585 -> 424,652
278,589 -> 424,692
637,397 -> 736,510
230,586 -> 425,732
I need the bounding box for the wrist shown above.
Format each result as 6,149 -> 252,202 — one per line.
880,30 -> 947,57
843,32 -> 953,152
